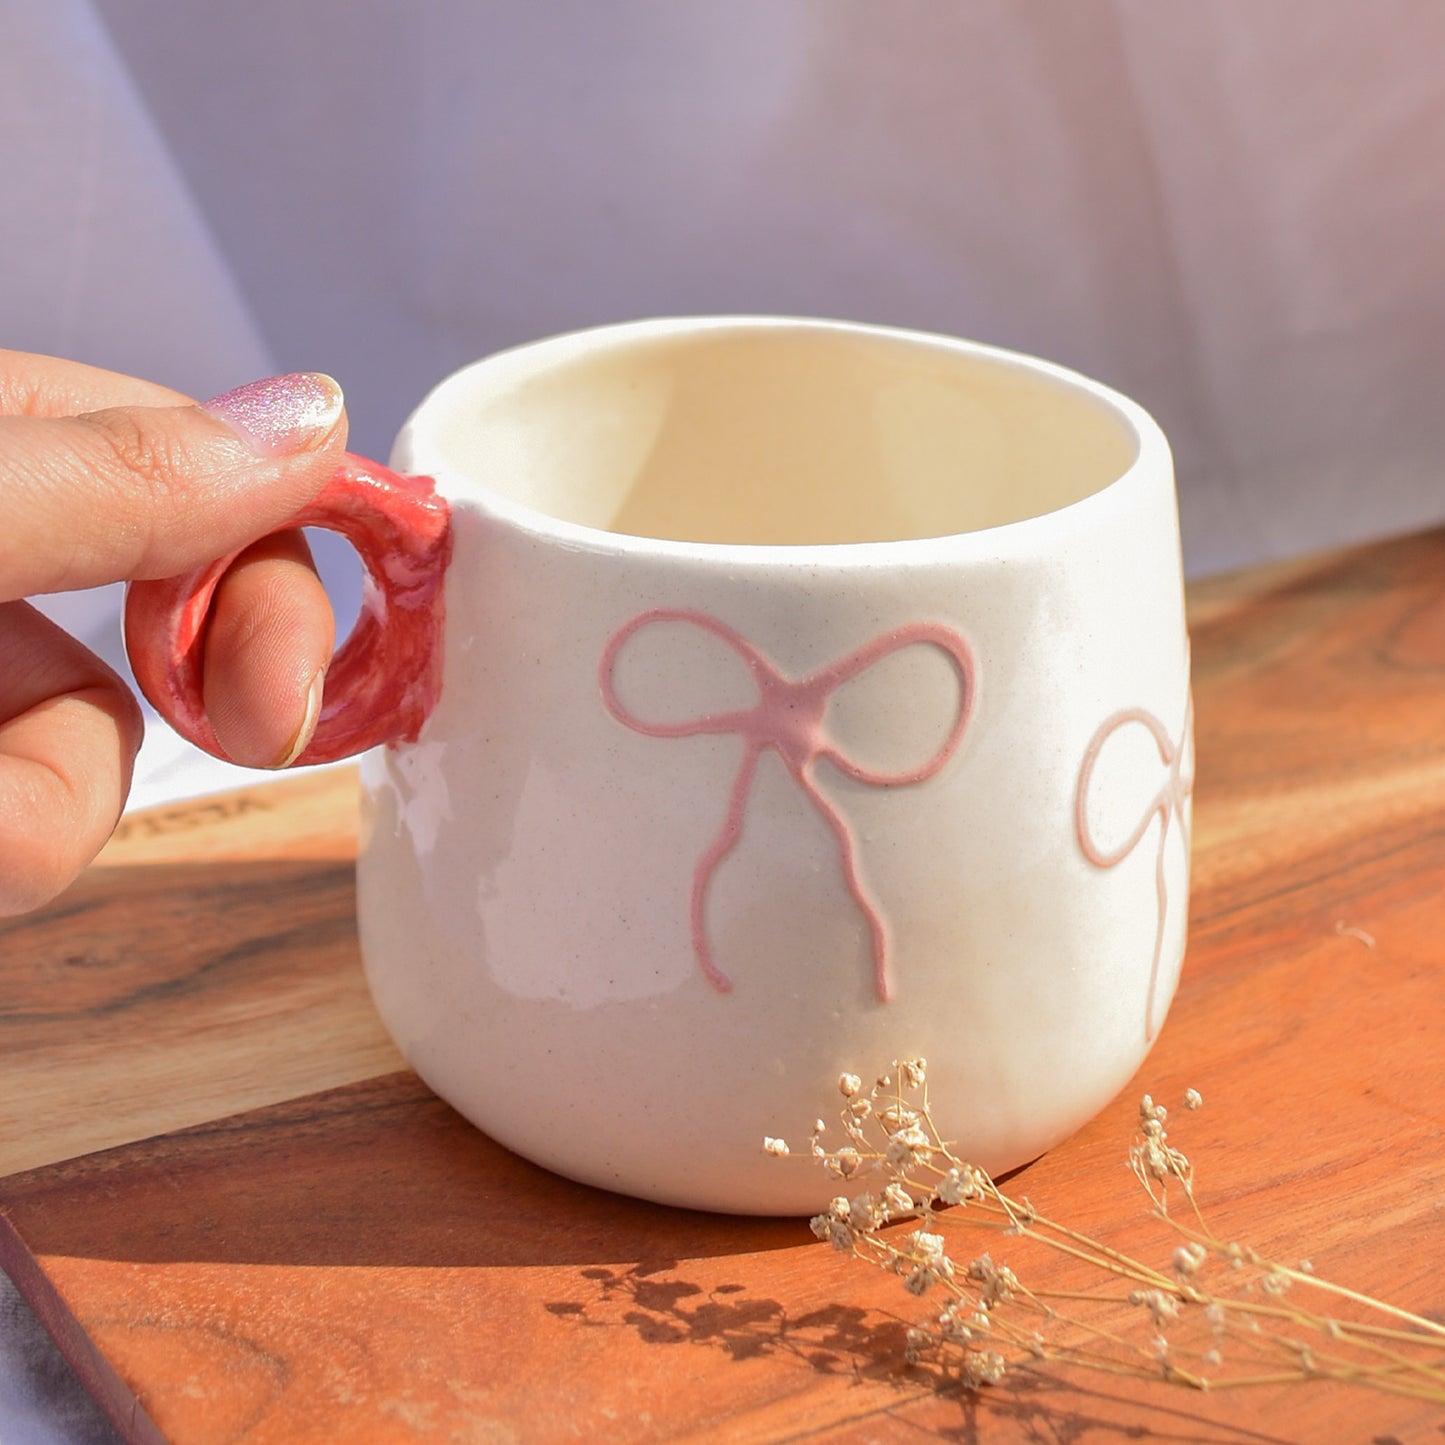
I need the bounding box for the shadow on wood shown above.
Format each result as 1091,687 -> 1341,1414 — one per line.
0,1066 -> 810,1270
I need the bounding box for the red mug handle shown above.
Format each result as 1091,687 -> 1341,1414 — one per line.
125,453 -> 453,767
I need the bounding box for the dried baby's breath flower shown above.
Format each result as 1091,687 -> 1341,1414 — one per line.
762,1136 -> 789,1157
881,1182 -> 916,1218
938,1164 -> 986,1206
1130,1097 -> 1193,1198
806,1118 -> 828,1158
967,1253 -> 1018,1307
936,1300 -> 975,1343
877,1103 -> 920,1133
1172,1242 -> 1207,1280
810,1196 -> 858,1252
885,1124 -> 934,1170
960,1350 -> 1007,1388
848,1192 -> 886,1232
903,1266 -> 942,1296
910,1229 -> 950,1264
1131,1288 -> 1182,1329
897,1229 -> 957,1295
769,1062 -> 1445,1401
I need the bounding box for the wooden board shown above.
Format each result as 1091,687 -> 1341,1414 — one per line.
0,770 -> 403,1180
4,526 -> 1445,1442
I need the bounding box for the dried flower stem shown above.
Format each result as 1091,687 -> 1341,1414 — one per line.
769,1060 -> 1445,1402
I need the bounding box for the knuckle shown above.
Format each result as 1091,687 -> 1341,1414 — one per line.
0,368 -> 46,417
84,409 -> 193,505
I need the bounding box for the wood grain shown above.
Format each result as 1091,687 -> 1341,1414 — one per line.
0,769 -> 402,1178
4,527 -> 1445,1442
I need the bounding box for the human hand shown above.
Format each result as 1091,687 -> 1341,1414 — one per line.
0,351 -> 347,914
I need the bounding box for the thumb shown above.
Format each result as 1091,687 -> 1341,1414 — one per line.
0,373 -> 347,600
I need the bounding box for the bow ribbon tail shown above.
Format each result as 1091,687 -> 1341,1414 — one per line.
1144,798 -> 1170,1043
799,766 -> 892,1003
690,743 -> 764,994
1076,699 -> 1192,1044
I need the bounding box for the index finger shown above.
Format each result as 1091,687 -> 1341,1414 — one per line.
0,349 -> 192,418
0,374 -> 347,599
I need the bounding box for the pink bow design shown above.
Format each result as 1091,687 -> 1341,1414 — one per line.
599,609 -> 975,1001
1075,694 -> 1194,1041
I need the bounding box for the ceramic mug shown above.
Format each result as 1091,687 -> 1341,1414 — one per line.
129,317 -> 1192,1215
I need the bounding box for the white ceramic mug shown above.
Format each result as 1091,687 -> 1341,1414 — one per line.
130,317 -> 1192,1215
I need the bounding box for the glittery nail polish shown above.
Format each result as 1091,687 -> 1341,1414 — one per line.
203,373 -> 344,457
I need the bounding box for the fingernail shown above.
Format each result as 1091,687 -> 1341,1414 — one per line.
270,669 -> 326,769
203,373 -> 344,457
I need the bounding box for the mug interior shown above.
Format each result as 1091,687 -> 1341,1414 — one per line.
415,322 -> 1140,546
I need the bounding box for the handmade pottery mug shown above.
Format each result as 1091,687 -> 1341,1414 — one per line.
129,317 -> 1192,1215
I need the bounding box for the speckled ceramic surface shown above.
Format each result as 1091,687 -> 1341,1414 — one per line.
351,318 -> 1191,1215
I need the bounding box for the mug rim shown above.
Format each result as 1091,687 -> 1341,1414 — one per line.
392,315 -> 1173,568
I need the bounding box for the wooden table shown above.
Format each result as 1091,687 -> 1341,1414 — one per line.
3,526 -> 1444,1443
